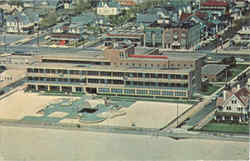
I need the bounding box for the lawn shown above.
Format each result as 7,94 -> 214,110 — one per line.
201,122 -> 249,134
230,64 -> 248,79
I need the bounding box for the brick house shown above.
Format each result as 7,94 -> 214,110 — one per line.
144,20 -> 200,49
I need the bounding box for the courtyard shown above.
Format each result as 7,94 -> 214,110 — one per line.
0,90 -> 193,129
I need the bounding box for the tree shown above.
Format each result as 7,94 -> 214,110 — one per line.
75,0 -> 91,14
8,0 -> 24,7
39,13 -> 58,29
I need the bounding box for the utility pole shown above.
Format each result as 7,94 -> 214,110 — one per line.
35,23 -> 40,54
177,100 -> 179,127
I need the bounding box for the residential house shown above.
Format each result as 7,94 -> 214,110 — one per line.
237,21 -> 250,40
201,64 -> 229,82
215,86 -> 250,123
200,0 -> 230,16
97,0 -> 121,16
57,0 -> 73,10
180,11 -> 213,39
71,12 -> 96,26
33,0 -> 58,12
6,12 -> 34,33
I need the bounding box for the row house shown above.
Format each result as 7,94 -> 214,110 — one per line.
215,85 -> 250,123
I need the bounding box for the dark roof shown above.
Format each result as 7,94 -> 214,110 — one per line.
49,33 -> 81,40
217,87 -> 250,107
136,13 -> 159,24
149,20 -> 198,29
235,88 -> 250,106
202,64 -> 228,75
180,13 -> 192,21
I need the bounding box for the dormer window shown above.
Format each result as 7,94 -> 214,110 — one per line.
232,100 -> 237,104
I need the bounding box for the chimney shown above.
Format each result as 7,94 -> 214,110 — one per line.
237,84 -> 241,90
223,90 -> 227,101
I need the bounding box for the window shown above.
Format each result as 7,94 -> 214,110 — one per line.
88,79 -> 99,84
175,92 -> 186,97
226,106 -> 231,110
87,71 -> 99,76
162,91 -> 174,96
98,88 -> 110,93
111,88 -> 123,94
149,90 -> 160,95
232,100 -> 237,104
136,90 -> 148,95
124,89 -> 135,94
100,72 -> 111,76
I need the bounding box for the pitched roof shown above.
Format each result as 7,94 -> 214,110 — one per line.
217,87 -> 250,107
201,0 -> 229,7
136,13 -> 158,24
116,0 -> 136,6
234,88 -> 250,106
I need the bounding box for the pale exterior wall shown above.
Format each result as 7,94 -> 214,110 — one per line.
97,7 -> 120,16
222,95 -> 248,114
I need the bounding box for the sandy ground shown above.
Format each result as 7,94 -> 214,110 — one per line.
0,91 -> 68,120
98,101 -> 192,129
48,112 -> 68,118
0,125 -> 248,161
87,99 -> 105,108
0,90 -> 191,129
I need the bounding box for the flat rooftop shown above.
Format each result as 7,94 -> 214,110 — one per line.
28,62 -> 193,73
38,47 -> 206,62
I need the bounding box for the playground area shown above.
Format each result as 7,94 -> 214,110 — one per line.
0,90 -> 193,129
